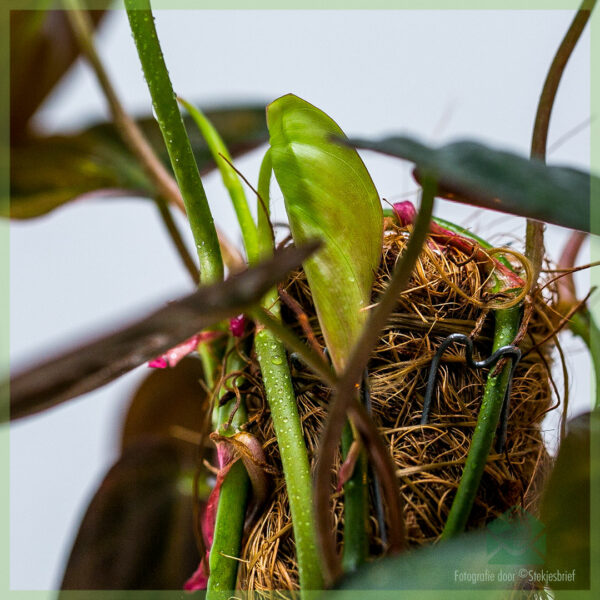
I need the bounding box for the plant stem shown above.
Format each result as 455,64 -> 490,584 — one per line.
440,306 -> 520,538
254,303 -> 324,590
63,0 -> 185,214
256,148 -> 274,255
254,153 -> 324,589
527,0 -> 595,284
341,424 -> 368,572
125,0 -> 223,284
153,196 -> 199,284
208,348 -> 250,598
207,461 -> 249,598
178,98 -> 260,262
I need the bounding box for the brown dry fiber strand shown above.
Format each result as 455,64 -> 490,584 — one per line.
238,223 -> 557,592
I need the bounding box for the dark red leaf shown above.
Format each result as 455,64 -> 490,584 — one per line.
60,438 -> 200,591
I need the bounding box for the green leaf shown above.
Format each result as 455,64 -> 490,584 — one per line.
267,94 -> 383,371
8,106 -> 268,219
539,411 -> 595,589
329,519 -> 530,593
347,136 -> 598,233
3,242 -> 318,422
59,439 -> 201,591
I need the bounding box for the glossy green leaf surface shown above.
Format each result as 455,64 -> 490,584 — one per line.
268,94 -> 383,371
8,105 -> 268,219
347,136 -> 598,233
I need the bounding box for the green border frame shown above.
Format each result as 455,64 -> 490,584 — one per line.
1,1 -> 597,599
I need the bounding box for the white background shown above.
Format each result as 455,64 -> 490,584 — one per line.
10,9 -> 593,590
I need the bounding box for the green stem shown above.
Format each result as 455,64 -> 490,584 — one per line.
195,125 -> 323,588
208,347 -> 250,597
124,0 -> 223,284
256,148 -> 274,256
441,306 -> 520,538
254,301 -> 324,590
341,424 -> 368,572
178,98 -> 260,262
207,461 -> 249,598
253,153 -> 324,590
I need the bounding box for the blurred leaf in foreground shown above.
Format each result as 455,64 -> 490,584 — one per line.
8,106 -> 268,219
329,523 -> 527,593
540,411 -> 595,589
347,136 -> 598,233
60,438 -> 201,591
10,8 -> 108,143
120,356 -> 208,463
4,242 -> 318,422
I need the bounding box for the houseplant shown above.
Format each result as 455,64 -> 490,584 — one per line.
5,2 -> 600,587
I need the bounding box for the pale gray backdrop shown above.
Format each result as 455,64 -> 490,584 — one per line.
10,9 -> 593,590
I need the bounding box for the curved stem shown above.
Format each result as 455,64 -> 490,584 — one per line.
569,309 -> 600,410
125,0 -> 223,284
65,0 -> 241,279
527,1 -> 595,284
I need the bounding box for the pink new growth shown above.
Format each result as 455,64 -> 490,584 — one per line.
229,314 -> 246,337
148,331 -> 219,369
392,200 -> 417,224
392,201 -> 524,291
184,433 -> 271,591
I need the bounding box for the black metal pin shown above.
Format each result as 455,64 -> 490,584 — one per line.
360,367 -> 387,545
421,333 -> 521,453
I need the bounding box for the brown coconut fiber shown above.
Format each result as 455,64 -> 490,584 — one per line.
237,221 -> 559,593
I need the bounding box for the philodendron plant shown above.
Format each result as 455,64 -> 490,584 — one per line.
5,1 -> 600,597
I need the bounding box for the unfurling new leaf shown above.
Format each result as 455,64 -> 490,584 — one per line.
267,94 -> 383,371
